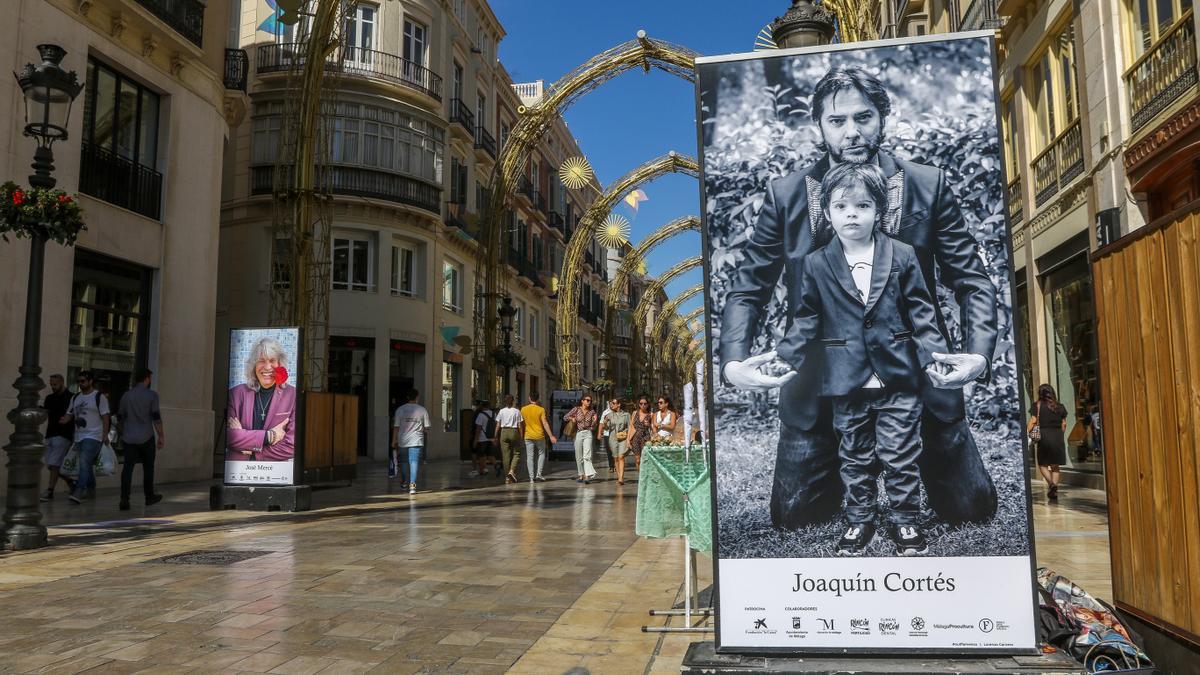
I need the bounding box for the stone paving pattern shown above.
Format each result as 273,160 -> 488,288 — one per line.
0,461 -> 1110,673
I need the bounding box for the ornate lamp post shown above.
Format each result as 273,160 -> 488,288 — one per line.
4,45 -> 83,550
771,0 -> 836,48
496,296 -> 518,393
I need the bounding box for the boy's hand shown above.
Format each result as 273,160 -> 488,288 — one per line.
927,352 -> 987,388
723,352 -> 797,390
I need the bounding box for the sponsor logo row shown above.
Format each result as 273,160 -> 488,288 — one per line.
745,616 -> 1008,638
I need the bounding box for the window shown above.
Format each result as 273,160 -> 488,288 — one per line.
548,318 -> 557,353
453,61 -> 464,102
332,236 -> 374,292
342,3 -> 376,65
1128,0 -> 1193,58
476,92 -> 487,131
442,260 -> 463,311
82,59 -> 161,169
391,243 -> 418,297
1031,23 -> 1079,150
530,311 -> 540,349
68,251 -> 152,398
500,121 -> 510,150
254,102 -> 445,184
404,19 -> 428,66
1002,96 -> 1019,178
450,156 -> 468,206
272,234 -> 293,288
515,303 -> 525,342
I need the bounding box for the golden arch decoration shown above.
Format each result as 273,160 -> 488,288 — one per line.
631,255 -> 703,338
557,155 -> 700,388
650,284 -> 704,350
475,33 -> 699,399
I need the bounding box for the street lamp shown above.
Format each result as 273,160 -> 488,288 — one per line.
4,45 -> 83,550
771,0 -> 836,48
496,296 -> 518,392
598,351 -> 609,379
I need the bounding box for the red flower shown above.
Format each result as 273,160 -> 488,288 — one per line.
58,195 -> 70,203
274,365 -> 289,386
12,190 -> 24,206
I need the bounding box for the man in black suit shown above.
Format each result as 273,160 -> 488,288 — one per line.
720,66 -> 999,527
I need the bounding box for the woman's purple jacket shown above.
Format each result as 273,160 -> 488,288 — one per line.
226,383 -> 295,461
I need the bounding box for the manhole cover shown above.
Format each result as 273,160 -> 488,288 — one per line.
148,549 -> 271,566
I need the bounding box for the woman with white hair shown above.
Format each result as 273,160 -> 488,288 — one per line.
227,336 -> 295,461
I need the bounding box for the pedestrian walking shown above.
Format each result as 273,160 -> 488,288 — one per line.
469,401 -> 496,478
521,392 -> 556,482
61,371 -> 110,504
496,395 -> 523,483
563,395 -> 599,484
629,396 -> 653,471
39,374 -> 75,502
599,397 -> 632,485
392,389 -> 431,495
1029,383 -> 1068,501
117,369 -> 164,510
599,401 -> 618,473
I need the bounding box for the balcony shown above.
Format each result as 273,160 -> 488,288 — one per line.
79,141 -> 163,220
135,0 -> 204,47
257,44 -> 443,101
507,250 -> 544,287
446,201 -> 482,240
1007,176 -> 1024,226
251,164 -> 441,214
516,175 -> 534,202
960,0 -> 1002,30
532,190 -> 547,214
1125,11 -> 1198,132
547,209 -> 565,234
450,98 -> 475,134
224,49 -> 248,91
1030,119 -> 1084,207
474,126 -> 496,159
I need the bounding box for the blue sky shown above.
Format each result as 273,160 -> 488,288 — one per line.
490,1 -> 777,320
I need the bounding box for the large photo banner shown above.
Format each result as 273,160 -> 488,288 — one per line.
224,327 -> 301,486
696,34 -> 1037,653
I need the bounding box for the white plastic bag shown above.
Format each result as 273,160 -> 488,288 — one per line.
95,443 -> 117,477
59,446 -> 81,478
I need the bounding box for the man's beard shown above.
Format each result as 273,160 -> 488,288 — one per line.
828,130 -> 883,164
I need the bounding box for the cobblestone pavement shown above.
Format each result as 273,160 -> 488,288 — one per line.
0,461 -> 1109,674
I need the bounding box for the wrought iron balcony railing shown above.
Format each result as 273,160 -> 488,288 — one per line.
1031,119 -> 1084,207
547,210 -> 565,232
474,126 -> 496,158
136,0 -> 204,47
450,98 -> 475,131
224,49 -> 248,91
79,141 -> 163,220
960,0 -> 1003,30
1125,11 -> 1198,132
1007,176 -> 1024,226
516,175 -> 534,201
251,164 -> 441,214
257,44 -> 443,101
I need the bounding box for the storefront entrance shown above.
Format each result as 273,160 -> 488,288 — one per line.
329,336 -> 373,456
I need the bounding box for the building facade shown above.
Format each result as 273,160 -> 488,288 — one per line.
1,0 -> 235,485
217,0 -> 605,463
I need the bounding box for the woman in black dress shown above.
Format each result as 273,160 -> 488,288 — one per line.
1029,383 -> 1068,500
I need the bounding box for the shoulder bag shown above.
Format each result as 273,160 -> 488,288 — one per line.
1028,401 -> 1042,442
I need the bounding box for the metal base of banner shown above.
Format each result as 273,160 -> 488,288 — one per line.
680,642 -> 1088,673
209,485 -> 312,512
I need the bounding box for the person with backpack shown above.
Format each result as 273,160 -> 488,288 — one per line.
60,370 -> 111,504
471,400 -> 497,478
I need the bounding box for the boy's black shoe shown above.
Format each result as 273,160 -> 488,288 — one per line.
146,494 -> 163,506
835,522 -> 875,555
894,525 -> 929,556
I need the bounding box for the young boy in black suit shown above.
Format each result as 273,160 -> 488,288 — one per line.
778,163 -> 950,556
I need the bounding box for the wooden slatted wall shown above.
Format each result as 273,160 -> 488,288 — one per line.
1092,208 -> 1200,646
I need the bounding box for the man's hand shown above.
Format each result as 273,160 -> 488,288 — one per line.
228,417 -> 243,430
926,352 -> 988,389
550,435 -> 558,444
157,436 -> 165,450
267,418 -> 289,444
722,351 -> 797,390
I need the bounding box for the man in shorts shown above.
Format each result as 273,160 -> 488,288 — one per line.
40,374 -> 75,501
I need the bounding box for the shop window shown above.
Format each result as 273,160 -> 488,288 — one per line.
68,250 -> 152,406
1043,256 -> 1102,473
441,360 -> 460,432
332,236 -> 375,292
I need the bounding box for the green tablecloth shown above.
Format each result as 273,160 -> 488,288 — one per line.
635,446 -> 712,553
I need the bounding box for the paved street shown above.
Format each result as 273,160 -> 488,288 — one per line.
0,461 -> 1109,674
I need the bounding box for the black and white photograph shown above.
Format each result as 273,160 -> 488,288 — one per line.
697,34 -> 1037,653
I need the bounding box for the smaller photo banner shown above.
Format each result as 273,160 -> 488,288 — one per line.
224,327 -> 301,486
